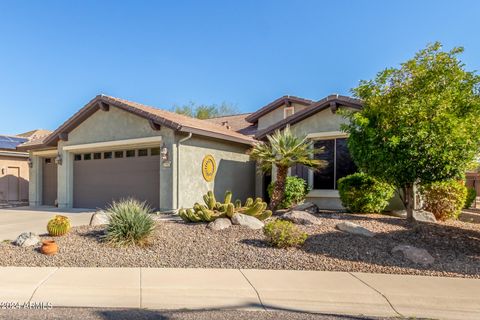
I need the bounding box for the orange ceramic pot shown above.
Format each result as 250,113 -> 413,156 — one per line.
40,240 -> 58,255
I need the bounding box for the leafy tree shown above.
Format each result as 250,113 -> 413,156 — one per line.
173,101 -> 238,119
342,42 -> 480,221
250,126 -> 325,210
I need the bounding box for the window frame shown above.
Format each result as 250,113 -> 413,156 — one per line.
284,106 -> 295,119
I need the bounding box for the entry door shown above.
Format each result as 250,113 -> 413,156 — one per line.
7,167 -> 20,201
42,158 -> 58,206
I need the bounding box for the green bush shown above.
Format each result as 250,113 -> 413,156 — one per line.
421,180 -> 467,220
464,187 -> 476,209
338,173 -> 395,213
263,220 -> 307,248
104,199 -> 156,247
268,176 -> 309,209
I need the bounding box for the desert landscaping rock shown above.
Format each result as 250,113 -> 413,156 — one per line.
231,213 -> 264,229
0,213 -> 478,279
13,232 -> 40,247
392,245 -> 435,266
390,209 -> 437,223
207,218 -> 232,231
89,211 -> 110,226
336,221 -> 375,237
290,202 -> 319,214
281,210 -> 322,225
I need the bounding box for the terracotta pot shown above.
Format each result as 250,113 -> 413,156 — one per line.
40,240 -> 58,255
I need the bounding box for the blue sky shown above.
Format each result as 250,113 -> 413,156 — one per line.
0,0 -> 479,135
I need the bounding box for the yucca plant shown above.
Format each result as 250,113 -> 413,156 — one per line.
104,199 -> 156,247
249,125 -> 325,210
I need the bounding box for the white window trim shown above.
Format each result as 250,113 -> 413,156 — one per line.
284,106 -> 295,119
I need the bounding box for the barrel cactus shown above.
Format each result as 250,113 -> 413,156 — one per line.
47,215 -> 71,236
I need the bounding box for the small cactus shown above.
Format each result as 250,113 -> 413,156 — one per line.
234,199 -> 242,209
226,203 -> 235,218
47,215 -> 71,236
244,198 -> 253,207
224,191 -> 232,204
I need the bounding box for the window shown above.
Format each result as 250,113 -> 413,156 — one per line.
104,152 -> 112,159
126,150 -> 135,157
114,151 -> 124,158
284,107 -> 295,119
151,147 -> 160,156
83,153 -> 92,161
313,138 -> 356,190
74,154 -> 82,161
93,152 -> 102,160
138,149 -> 148,157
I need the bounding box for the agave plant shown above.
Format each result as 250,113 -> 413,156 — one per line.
104,199 -> 156,247
249,125 -> 325,210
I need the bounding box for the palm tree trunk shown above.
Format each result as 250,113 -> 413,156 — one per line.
268,166 -> 288,211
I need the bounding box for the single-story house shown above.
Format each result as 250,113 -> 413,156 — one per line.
18,93 -> 399,210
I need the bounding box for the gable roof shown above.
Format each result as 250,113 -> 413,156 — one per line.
205,113 -> 257,136
255,94 -> 363,139
245,95 -> 314,124
18,95 -> 255,151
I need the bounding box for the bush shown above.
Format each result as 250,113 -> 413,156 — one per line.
338,173 -> 394,213
420,180 -> 467,220
263,220 -> 307,248
104,199 -> 156,247
464,187 -> 476,209
268,176 -> 309,209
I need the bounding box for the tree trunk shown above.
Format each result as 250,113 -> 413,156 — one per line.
403,183 -> 415,222
268,166 -> 288,211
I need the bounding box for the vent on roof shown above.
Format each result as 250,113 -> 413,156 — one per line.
221,121 -> 231,130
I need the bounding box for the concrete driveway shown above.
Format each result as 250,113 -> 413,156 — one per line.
0,206 -> 94,241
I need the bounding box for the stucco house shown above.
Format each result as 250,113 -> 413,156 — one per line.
18,93 -> 369,210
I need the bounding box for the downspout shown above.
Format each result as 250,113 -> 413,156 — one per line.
176,132 -> 193,209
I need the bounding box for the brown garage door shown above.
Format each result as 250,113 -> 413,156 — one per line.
43,158 -> 58,206
73,148 -> 160,209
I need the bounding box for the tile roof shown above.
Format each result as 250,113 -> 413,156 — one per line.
205,113 -> 258,136
245,95 -> 314,123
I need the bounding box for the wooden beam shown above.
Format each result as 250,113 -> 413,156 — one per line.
98,101 -> 110,111
330,101 -> 338,113
149,119 -> 161,131
58,132 -> 68,141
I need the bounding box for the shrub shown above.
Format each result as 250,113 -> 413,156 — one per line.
464,187 -> 476,209
47,215 -> 71,236
338,173 -> 395,213
104,199 -> 156,247
268,176 -> 309,209
420,180 -> 467,220
263,220 -> 307,248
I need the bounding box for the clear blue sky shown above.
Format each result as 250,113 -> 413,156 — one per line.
0,0 -> 479,135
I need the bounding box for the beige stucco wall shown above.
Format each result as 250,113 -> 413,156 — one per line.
0,155 -> 29,201
288,107 -> 353,137
257,102 -> 309,130
177,136 -> 255,208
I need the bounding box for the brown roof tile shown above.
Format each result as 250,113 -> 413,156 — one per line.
205,113 -> 257,136
245,95 -> 314,123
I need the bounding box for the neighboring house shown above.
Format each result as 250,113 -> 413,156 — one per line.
0,130 -> 51,203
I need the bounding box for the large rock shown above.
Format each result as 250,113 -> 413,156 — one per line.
280,210 -> 321,225
390,209 -> 437,223
290,202 -> 319,214
392,245 -> 435,266
207,218 -> 232,231
13,232 -> 40,247
336,221 -> 375,237
231,213 -> 264,230
89,211 -> 110,226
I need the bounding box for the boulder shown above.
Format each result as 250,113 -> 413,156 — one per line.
389,209 -> 437,223
336,221 -> 375,237
280,210 -> 322,225
89,211 -> 110,226
392,245 -> 435,266
13,232 -> 40,247
231,213 -> 264,230
207,218 -> 232,231
290,202 -> 319,214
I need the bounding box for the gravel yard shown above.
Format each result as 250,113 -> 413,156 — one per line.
1,213 -> 479,278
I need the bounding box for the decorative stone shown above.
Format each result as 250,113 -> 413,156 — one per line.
389,210 -> 437,223
280,210 -> 322,225
231,213 -> 264,230
207,218 -> 232,231
290,202 -> 319,214
89,211 -> 110,226
392,245 -> 435,266
13,232 -> 40,247
336,222 -> 375,237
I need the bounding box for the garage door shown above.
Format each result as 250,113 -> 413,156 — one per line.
73,148 -> 160,209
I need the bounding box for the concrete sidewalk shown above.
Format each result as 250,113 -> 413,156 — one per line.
0,268 -> 478,319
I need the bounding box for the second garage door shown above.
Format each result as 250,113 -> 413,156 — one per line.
73,148 -> 160,209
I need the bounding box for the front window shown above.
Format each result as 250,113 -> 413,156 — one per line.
313,138 -> 356,190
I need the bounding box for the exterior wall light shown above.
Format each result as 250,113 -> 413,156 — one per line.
55,153 -> 63,165
160,145 -> 169,161
27,158 -> 33,168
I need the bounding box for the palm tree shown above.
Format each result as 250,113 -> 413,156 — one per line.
249,125 -> 325,210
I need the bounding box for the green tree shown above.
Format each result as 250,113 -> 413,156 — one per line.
173,102 -> 238,119
342,42 -> 480,221
249,126 -> 325,210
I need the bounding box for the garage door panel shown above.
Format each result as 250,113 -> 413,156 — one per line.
73,155 -> 160,209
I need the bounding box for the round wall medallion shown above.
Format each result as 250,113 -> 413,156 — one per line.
202,155 -> 216,182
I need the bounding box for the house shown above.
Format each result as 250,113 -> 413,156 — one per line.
18,93 -> 373,211
0,130 -> 51,204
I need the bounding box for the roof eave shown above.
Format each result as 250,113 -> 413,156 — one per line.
179,126 -> 255,146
